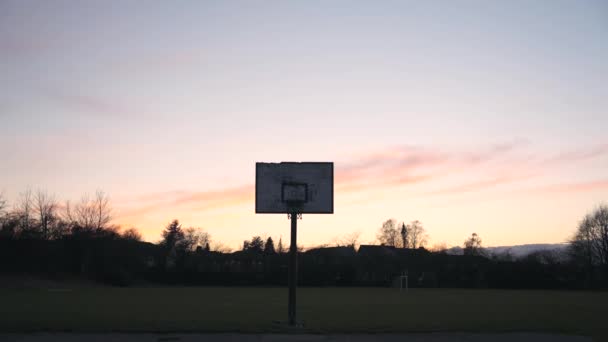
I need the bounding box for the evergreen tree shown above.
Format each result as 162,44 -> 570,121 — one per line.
400,223 -> 408,248
243,236 -> 264,253
161,219 -> 184,251
160,219 -> 185,269
264,237 -> 276,254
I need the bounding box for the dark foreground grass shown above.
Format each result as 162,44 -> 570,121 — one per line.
0,288 -> 605,339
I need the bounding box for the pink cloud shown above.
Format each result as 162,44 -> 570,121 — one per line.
172,185 -> 254,207
544,144 -> 608,164
464,141 -> 527,164
118,185 -> 254,219
41,88 -> 160,120
45,91 -> 129,118
117,141 -> 607,222
531,179 -> 608,194
423,173 -> 537,197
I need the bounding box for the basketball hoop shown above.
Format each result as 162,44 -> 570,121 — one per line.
255,162 -> 334,327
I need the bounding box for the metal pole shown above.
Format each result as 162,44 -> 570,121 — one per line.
288,212 -> 298,326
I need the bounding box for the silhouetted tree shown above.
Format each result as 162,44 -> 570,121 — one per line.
249,236 -> 265,253
277,237 -> 285,254
338,231 -> 361,248
211,242 -> 232,253
122,227 -> 142,241
161,220 -> 184,250
377,219 -> 398,246
0,192 -> 9,237
464,233 -> 483,256
400,223 -> 408,249
264,237 -> 276,254
16,189 -> 36,237
92,191 -> 112,230
570,204 -> 608,271
160,220 -> 185,269
0,192 -> 7,216
181,227 -> 211,252
204,242 -> 210,252
243,236 -> 264,253
64,191 -> 113,234
0,213 -> 19,239
407,220 -> 427,248
34,190 -> 57,240
50,220 -> 70,240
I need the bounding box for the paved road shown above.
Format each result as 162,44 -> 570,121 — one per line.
0,333 -> 593,342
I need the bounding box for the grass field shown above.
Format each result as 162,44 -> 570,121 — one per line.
1,287 -> 606,340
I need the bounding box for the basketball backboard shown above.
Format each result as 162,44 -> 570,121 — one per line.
255,162 -> 333,214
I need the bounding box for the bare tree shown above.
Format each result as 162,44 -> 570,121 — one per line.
211,242 -> 233,253
122,227 -> 142,241
181,227 -> 211,252
34,190 -> 57,240
0,192 -> 7,235
377,219 -> 398,246
62,200 -> 74,223
463,233 -> 483,256
74,195 -> 95,230
71,191 -> 113,232
570,215 -> 595,268
407,220 -> 427,248
0,191 -> 7,215
50,220 -> 71,240
93,190 -> 112,230
570,204 -> 608,269
338,231 -> 361,248
15,189 -> 36,236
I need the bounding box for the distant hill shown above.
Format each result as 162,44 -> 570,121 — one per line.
446,243 -> 569,258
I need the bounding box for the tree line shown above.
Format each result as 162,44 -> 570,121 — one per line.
0,189 -> 606,288
376,219 -> 428,249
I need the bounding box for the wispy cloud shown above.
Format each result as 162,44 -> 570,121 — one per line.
463,140 -> 528,164
117,141 -> 608,221
423,174 -> 537,197
40,88 -> 162,120
172,185 -> 253,208
57,93 -> 129,118
336,146 -> 448,191
40,89 -> 130,119
531,179 -> 608,194
338,145 -> 446,175
544,144 -> 608,164
337,141 -> 527,191
118,185 -> 253,219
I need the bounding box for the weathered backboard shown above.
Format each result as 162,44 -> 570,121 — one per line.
256,162 -> 333,214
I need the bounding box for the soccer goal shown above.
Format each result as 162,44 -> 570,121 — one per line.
399,271 -> 409,292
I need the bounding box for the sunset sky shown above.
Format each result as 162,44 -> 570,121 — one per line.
1,1 -> 607,250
